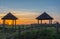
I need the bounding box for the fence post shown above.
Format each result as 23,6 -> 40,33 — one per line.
18,26 -> 21,39
56,22 -> 59,39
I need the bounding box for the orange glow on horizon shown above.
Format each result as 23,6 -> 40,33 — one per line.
0,11 -> 60,25
0,19 -> 37,25
0,19 -> 55,25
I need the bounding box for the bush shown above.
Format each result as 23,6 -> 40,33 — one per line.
13,29 -> 60,39
16,29 -> 55,39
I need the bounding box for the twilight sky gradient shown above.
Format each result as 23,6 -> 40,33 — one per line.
0,0 -> 60,24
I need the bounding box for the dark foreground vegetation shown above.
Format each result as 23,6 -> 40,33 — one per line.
14,29 -> 60,39
0,24 -> 60,39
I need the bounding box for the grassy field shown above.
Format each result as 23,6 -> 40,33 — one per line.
0,24 -> 60,39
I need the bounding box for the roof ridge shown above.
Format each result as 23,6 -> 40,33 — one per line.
2,12 -> 18,20
36,12 -> 53,20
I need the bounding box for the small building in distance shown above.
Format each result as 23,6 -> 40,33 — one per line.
1,12 -> 18,30
36,12 -> 53,24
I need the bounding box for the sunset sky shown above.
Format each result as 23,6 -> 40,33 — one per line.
0,0 -> 60,24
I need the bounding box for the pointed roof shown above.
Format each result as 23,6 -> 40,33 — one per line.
36,12 -> 53,20
2,12 -> 18,20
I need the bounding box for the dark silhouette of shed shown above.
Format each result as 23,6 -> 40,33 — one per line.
36,12 -> 53,24
1,12 -> 18,31
2,12 -> 17,20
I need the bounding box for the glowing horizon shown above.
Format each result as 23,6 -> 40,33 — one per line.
0,11 -> 60,25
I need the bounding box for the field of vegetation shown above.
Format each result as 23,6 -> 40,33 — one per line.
0,24 -> 60,39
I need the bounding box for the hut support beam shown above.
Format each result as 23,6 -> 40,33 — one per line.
3,20 -> 5,32
15,20 -> 16,31
12,20 -> 14,31
49,20 -> 52,24
38,20 -> 39,24
51,20 -> 52,24
41,20 -> 42,24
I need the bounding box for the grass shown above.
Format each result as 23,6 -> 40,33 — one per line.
0,24 -> 59,39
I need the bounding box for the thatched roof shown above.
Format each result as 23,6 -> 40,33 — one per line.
36,12 -> 53,20
2,12 -> 18,20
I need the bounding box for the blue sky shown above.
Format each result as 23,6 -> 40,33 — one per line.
0,0 -> 60,23
0,0 -> 60,12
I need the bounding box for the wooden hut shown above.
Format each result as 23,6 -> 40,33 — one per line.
1,12 -> 18,31
36,12 -> 53,24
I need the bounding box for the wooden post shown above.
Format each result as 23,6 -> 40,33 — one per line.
41,20 -> 42,24
12,20 -> 14,31
38,20 -> 39,24
3,20 -> 5,32
51,20 -> 52,24
56,22 -> 59,39
2,20 -> 6,39
49,20 -> 50,24
49,20 -> 52,24
15,20 -> 16,31
18,26 -> 21,39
